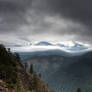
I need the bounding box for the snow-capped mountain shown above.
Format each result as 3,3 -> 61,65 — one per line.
34,41 -> 89,51
60,42 -> 88,51
35,41 -> 53,46
9,41 -> 91,53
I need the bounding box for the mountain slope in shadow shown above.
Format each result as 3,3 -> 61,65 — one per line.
20,50 -> 92,92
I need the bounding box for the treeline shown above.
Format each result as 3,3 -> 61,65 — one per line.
24,62 -> 34,74
0,44 -> 51,92
0,44 -> 18,87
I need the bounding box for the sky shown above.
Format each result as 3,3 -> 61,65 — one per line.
0,0 -> 92,46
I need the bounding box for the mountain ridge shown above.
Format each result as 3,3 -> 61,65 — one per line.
35,41 -> 53,46
21,49 -> 92,92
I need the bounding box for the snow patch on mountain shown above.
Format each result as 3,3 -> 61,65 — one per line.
9,41 -> 91,53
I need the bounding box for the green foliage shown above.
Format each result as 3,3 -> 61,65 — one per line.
39,73 -> 41,78
77,88 -> 81,92
16,80 -> 22,92
14,53 -> 21,61
0,44 -> 17,87
24,62 -> 28,71
49,89 -> 56,92
33,74 -> 39,92
29,64 -> 34,74
0,44 -> 55,92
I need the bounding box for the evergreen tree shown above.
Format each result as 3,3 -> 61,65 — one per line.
39,73 -> 41,78
0,44 -> 17,85
24,62 -> 28,71
29,63 -> 34,74
33,74 -> 39,92
77,88 -> 81,92
14,53 -> 20,61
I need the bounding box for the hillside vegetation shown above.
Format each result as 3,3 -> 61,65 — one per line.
0,44 -> 54,92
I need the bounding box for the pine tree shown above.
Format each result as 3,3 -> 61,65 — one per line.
33,74 -> 39,92
39,73 -> 41,78
24,62 -> 28,71
14,53 -> 20,61
29,63 -> 34,74
77,88 -> 81,92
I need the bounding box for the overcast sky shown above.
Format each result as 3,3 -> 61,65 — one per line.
0,0 -> 92,45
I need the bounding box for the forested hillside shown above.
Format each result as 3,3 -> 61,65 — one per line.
0,44 -> 54,92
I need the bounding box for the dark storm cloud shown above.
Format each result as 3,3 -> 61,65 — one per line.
40,0 -> 92,25
0,0 -> 32,12
0,0 -> 91,32
0,0 -> 92,44
32,0 -> 92,42
0,0 -> 32,32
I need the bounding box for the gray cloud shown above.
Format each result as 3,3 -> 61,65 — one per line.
31,0 -> 92,43
0,0 -> 32,12
36,0 -> 92,24
0,0 -> 92,45
32,0 -> 92,34
0,0 -> 32,33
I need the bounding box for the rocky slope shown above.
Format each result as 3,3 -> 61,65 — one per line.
0,44 -> 54,92
16,58 -> 52,92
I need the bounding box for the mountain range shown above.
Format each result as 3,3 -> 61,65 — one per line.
34,41 -> 89,51
35,41 -> 53,46
19,47 -> 92,92
9,41 -> 91,53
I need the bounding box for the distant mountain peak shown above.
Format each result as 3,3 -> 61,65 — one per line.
35,41 -> 88,51
35,41 -> 53,46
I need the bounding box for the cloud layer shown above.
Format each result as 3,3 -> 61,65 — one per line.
0,0 -> 92,45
